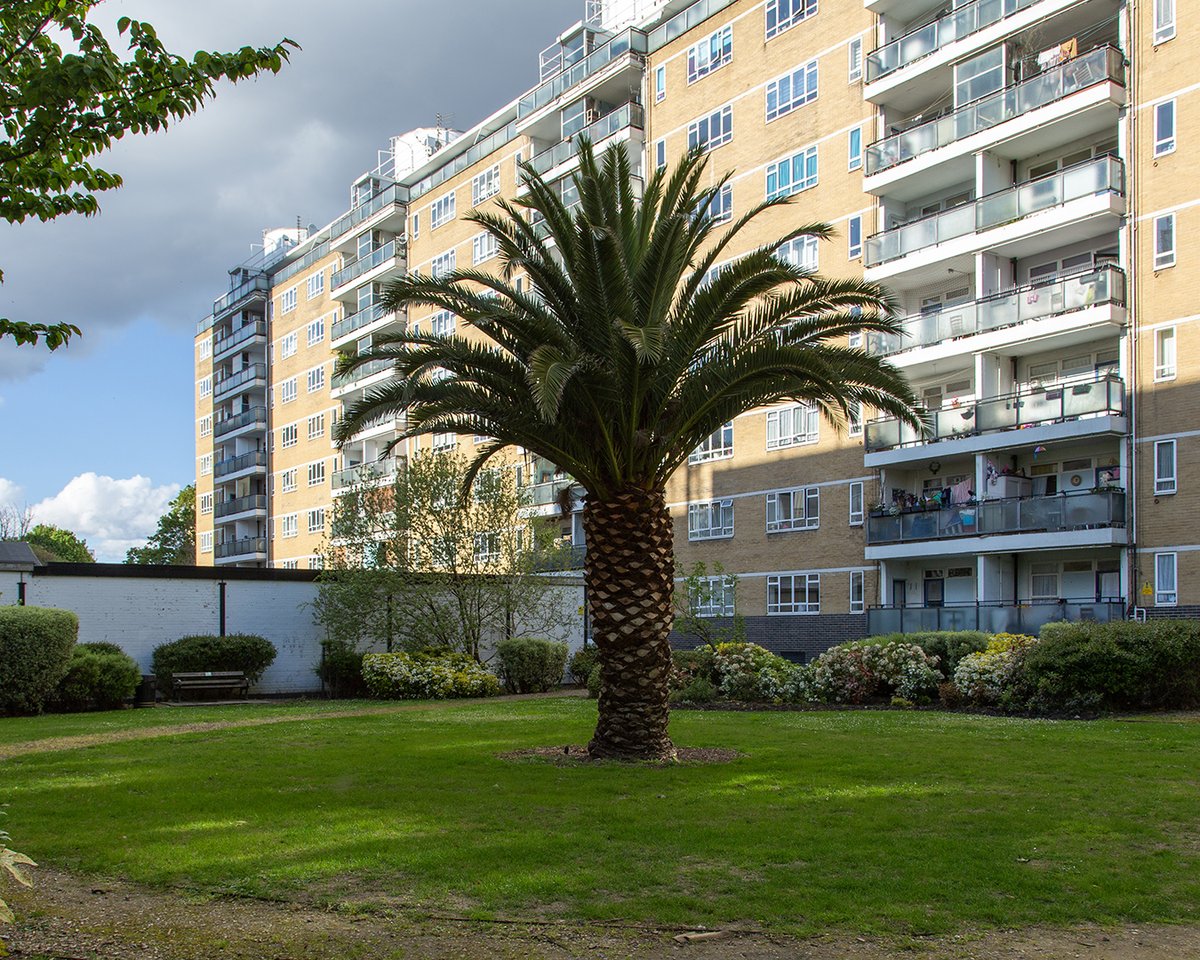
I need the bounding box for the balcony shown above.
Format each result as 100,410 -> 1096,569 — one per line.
867,266 -> 1125,359
215,536 -> 267,561
529,103 -> 645,177
866,373 -> 1125,460
864,156 -> 1124,274
214,450 -> 267,479
213,320 -> 266,359
647,0 -> 740,49
867,599 -> 1125,634
330,240 -> 403,292
331,303 -> 398,344
331,458 -> 402,492
517,28 -> 647,121
331,358 -> 395,393
329,184 -> 407,247
213,363 -> 267,399
214,406 -> 268,439
215,495 -> 267,521
865,47 -> 1124,183
212,274 -> 269,320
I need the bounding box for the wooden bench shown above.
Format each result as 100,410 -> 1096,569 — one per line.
171,671 -> 249,701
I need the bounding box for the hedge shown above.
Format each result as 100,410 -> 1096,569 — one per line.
0,606 -> 78,715
494,637 -> 568,694
151,634 -> 276,691
52,645 -> 141,712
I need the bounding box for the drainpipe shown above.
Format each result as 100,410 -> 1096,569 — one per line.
1124,0 -> 1140,614
218,581 -> 227,636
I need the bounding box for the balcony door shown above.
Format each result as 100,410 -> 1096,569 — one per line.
923,574 -> 945,608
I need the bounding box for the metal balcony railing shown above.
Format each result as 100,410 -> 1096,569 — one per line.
331,458 -> 402,491
518,28 -> 647,119
332,358 -> 395,390
214,450 -> 267,478
864,155 -> 1124,267
529,103 -> 645,176
331,302 -> 396,341
868,600 -> 1126,634
331,240 -> 401,289
213,363 -> 267,398
866,47 -> 1124,175
866,372 -> 1124,452
214,406 -> 268,438
212,274 -> 269,318
330,184 -> 407,242
866,488 -> 1125,544
215,495 -> 267,519
867,266 -> 1125,357
212,320 -> 266,358
216,536 -> 267,560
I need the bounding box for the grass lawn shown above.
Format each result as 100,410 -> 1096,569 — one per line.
2,697 -> 1198,937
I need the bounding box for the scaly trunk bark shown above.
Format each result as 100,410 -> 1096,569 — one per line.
583,486 -> 676,761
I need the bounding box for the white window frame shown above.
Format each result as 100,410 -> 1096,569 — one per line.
472,232 -> 499,265
198,339 -> 211,360
1154,439 -> 1177,495
280,423 -> 298,448
765,0 -> 818,40
765,59 -> 817,123
430,190 -> 456,229
430,310 -> 456,337
848,127 -> 863,171
689,422 -> 734,464
471,166 -> 500,206
777,235 -> 818,272
281,514 -> 299,539
199,454 -> 212,476
200,492 -> 214,515
307,460 -> 326,487
281,468 -> 297,493
280,332 -> 298,359
1155,552 -> 1178,606
702,184 -> 733,224
765,486 -> 819,532
198,376 -> 211,398
306,271 -> 324,300
306,318 -> 325,347
687,104 -> 733,153
280,377 -> 298,404
431,250 -> 456,279
1154,100 -> 1176,157
691,575 -> 735,617
307,413 -> 325,440
200,531 -> 213,554
654,64 -> 666,102
279,287 -> 298,314
848,215 -> 863,259
198,416 -> 212,438
1155,326 -> 1177,381
432,432 -> 457,452
687,25 -> 733,84
688,499 -> 735,541
306,365 -> 325,393
765,145 -> 818,201
307,508 -> 326,534
849,481 -> 864,526
766,403 -> 818,449
655,138 -> 667,171
767,573 -> 820,614
848,400 -> 863,436
848,37 -> 863,82
1154,213 -> 1176,270
473,531 -> 502,564
1154,0 -> 1175,44
850,570 -> 865,613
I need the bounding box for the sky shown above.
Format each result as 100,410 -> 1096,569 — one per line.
0,0 -> 575,560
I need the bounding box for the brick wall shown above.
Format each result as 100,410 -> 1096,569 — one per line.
672,612 -> 869,662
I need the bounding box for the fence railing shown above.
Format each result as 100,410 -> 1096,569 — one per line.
214,450 -> 267,478
214,407 -> 267,438
215,495 -> 267,519
867,600 -> 1125,634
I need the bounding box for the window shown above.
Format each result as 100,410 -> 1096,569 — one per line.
1030,562 -> 1059,602
281,514 -> 298,538
849,400 -> 863,436
688,500 -> 735,540
848,215 -> 863,259
472,232 -> 499,265
430,310 -> 456,337
848,37 -> 863,82
281,468 -> 297,493
1155,552 -> 1178,605
1154,100 -> 1176,156
765,0 -> 817,40
307,365 -> 325,393
430,190 -> 456,229
654,64 -> 666,102
281,423 -> 298,447
198,339 -> 211,360
306,271 -> 324,300
766,145 -> 818,200
691,576 -> 735,617
850,570 -> 865,613
1154,0 -> 1175,43
306,318 -> 325,346
432,432 -> 457,451
279,559 -> 299,570
200,531 -> 213,553
199,492 -> 213,515
687,105 -> 733,153
277,288 -> 297,314
280,377 -> 297,404
199,415 -> 212,437
849,481 -> 864,525
689,422 -> 734,463
655,139 -> 666,171
307,413 -> 325,440
1155,439 -> 1177,494
767,573 -> 820,614
472,166 -> 500,206
411,212 -> 420,238
1155,327 -> 1176,381
431,250 -> 456,279
1154,213 -> 1176,269
765,59 -> 817,122
848,127 -> 863,171
200,454 -> 212,476
473,532 -> 501,563
766,403 -> 818,449
766,487 -> 819,532
307,508 -> 326,534
308,460 -> 326,487
280,332 -> 298,359
198,376 -> 211,398
701,184 -> 733,224
777,235 -> 818,271
954,46 -> 1004,107
687,25 -> 732,83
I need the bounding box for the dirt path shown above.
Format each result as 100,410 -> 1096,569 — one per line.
0,691 -> 587,762
4,869 -> 1198,960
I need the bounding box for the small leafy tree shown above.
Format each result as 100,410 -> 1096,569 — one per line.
315,451 -> 578,664
674,560 -> 746,649
0,813 -> 35,929
24,524 -> 94,563
126,485 -> 195,564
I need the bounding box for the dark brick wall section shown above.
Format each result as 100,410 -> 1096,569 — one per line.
671,614 -> 869,663
1142,606 -> 1200,620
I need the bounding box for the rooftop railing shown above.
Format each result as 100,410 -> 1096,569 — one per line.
648,0 -> 739,50
212,273 -> 270,318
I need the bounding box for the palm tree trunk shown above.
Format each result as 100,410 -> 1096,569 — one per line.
583,487 -> 676,761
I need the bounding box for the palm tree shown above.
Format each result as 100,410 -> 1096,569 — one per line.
334,142 -> 920,761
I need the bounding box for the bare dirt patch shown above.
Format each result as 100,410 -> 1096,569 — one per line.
498,745 -> 741,765
5,869 -> 1200,960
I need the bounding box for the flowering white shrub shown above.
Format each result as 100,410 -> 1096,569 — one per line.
361,652 -> 502,700
706,642 -> 809,703
808,642 -> 941,704
952,633 -> 1037,705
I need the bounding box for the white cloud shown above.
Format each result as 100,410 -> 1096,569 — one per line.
29,473 -> 180,562
0,477 -> 23,509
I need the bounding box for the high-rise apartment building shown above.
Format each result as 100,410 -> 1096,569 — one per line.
196,0 -> 1197,657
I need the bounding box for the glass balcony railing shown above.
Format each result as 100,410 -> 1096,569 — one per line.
332,358 -> 395,390
864,155 -> 1123,267
409,121 -> 519,201
215,495 -> 267,519
868,0 -> 1049,82
214,406 -> 267,438
865,372 -> 1125,452
866,47 -> 1123,176
330,184 -> 407,243
213,363 -> 267,397
331,458 -> 402,491
868,600 -> 1125,634
529,103 -> 645,176
648,0 -> 740,49
216,536 -> 267,560
527,477 -> 579,507
212,274 -> 270,318
867,266 -> 1125,357
214,450 -> 267,478
331,240 -> 402,289
866,489 -> 1125,544
332,302 -> 396,342
518,29 -> 647,119
212,320 -> 266,357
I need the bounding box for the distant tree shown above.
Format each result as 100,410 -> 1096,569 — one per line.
24,524 -> 94,563
126,485 -> 195,565
0,2 -> 297,350
0,505 -> 33,540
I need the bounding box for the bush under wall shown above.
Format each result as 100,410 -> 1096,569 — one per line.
51,644 -> 141,711
494,637 -> 568,694
151,634 -> 276,692
0,606 -> 78,715
361,651 -> 501,700
866,631 -> 989,677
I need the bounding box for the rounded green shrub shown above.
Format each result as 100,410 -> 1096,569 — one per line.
669,676 -> 717,705
586,663 -> 602,699
78,640 -> 127,657
361,651 -> 501,700
0,606 -> 78,715
567,644 -> 600,686
316,640 -> 366,698
52,646 -> 140,711
494,637 -> 568,694
866,631 -> 988,677
151,634 -> 276,691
